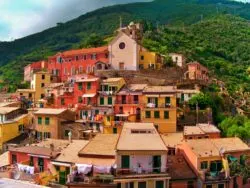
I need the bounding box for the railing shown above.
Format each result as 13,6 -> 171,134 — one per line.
115,100 -> 140,105
116,167 -> 168,176
145,103 -> 174,108
200,171 -> 226,182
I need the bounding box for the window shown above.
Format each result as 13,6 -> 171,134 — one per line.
83,55 -> 87,60
76,56 -> 79,61
65,130 -> 70,137
206,185 -> 212,188
61,98 -> 65,105
45,117 -> 50,125
41,83 -> 45,88
218,184 -> 224,188
95,110 -> 99,115
44,132 -> 51,139
201,161 -> 208,170
119,62 -> 125,70
113,127 -> 117,134
87,82 -> 91,90
42,75 -> 45,80
28,93 -> 32,98
138,182 -> 146,188
78,96 -> 83,103
29,156 -> 34,166
125,182 -> 134,188
154,111 -> 160,118
165,97 -> 171,104
91,54 -> 96,60
119,42 -> 126,49
41,94 -> 45,99
187,181 -> 194,188
108,97 -> 112,105
145,111 -> 151,118
11,154 -> 17,164
38,117 -> 42,124
18,124 -> 24,132
78,83 -> 82,90
121,155 -> 130,169
156,181 -> 164,188
141,55 -> 144,60
107,116 -> 110,122
164,111 -> 169,119
79,66 -> 83,74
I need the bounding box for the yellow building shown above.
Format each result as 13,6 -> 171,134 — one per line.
30,71 -> 51,102
98,77 -> 126,107
139,50 -> 164,70
34,108 -> 75,140
141,86 -> 177,133
0,107 -> 29,151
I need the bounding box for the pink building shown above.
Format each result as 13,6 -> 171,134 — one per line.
187,62 -> 209,81
24,61 -> 48,82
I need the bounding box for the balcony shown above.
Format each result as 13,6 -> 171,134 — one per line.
200,171 -> 227,182
145,103 -> 174,108
115,100 -> 139,105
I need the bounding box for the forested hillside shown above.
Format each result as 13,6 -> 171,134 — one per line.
0,0 -> 250,91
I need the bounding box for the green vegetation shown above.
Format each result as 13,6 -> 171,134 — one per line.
219,115 -> 250,141
1,0 -> 250,91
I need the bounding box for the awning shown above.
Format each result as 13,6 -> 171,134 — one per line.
115,114 -> 129,117
82,93 -> 96,98
160,94 -> 173,97
145,95 -> 159,97
51,161 -> 71,167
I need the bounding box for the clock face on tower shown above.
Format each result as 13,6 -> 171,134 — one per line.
119,42 -> 126,49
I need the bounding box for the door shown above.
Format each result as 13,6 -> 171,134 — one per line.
122,95 -> 126,104
11,154 -> 17,164
153,156 -> 161,173
113,127 -> 117,134
156,181 -> 164,188
121,155 -> 130,169
138,182 -> 146,188
38,158 -> 44,172
136,108 -> 141,121
59,171 -> 66,185
119,62 -> 125,70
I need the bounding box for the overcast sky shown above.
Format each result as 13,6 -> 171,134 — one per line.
0,0 -> 151,41
0,0 -> 248,41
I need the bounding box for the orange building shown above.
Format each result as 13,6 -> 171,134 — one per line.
187,62 -> 209,81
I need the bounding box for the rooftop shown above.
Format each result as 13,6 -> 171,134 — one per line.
0,102 -> 19,107
167,155 -> 196,180
16,89 -> 35,93
32,139 -> 70,150
128,84 -> 148,91
33,108 -> 66,115
143,86 -> 177,93
161,132 -> 184,148
79,134 -> 119,157
0,107 -> 19,115
57,46 -> 108,57
184,137 -> 250,158
0,178 -> 48,188
116,123 -> 167,151
55,140 -> 89,163
102,77 -> 124,83
184,124 -> 220,136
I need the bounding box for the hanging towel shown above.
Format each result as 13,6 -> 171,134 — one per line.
76,164 -> 92,174
94,166 -> 111,174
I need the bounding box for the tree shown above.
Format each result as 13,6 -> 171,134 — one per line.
188,92 -> 213,110
79,33 -> 105,48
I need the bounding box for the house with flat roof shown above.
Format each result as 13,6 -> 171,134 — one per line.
115,122 -> 170,188
183,124 -> 221,140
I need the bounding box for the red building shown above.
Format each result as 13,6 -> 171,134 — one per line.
24,61 -> 48,82
48,46 -> 109,82
9,145 -> 59,173
186,61 -> 209,81
46,75 -> 100,112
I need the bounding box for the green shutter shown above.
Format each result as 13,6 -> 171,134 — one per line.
87,82 -> 91,90
45,117 -> 50,125
38,117 -> 42,124
155,98 -> 158,107
156,181 -> 164,188
147,98 -> 150,103
100,97 -> 104,105
164,111 -> 169,119
108,97 -> 113,105
95,110 -> 99,115
165,97 -> 170,104
78,83 -> 82,90
121,155 -> 130,169
113,128 -> 117,134
145,111 -> 151,118
154,111 -> 160,118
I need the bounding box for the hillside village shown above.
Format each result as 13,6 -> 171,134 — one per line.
0,22 -> 249,188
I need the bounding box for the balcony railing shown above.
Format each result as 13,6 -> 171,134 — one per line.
116,167 -> 168,176
115,100 -> 140,105
145,103 -> 174,108
200,171 -> 226,182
